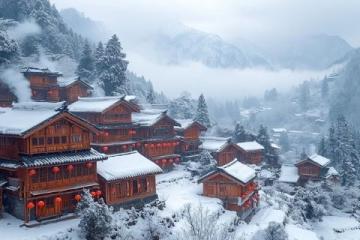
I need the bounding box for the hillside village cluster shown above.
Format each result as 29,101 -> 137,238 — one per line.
0,67 -> 340,226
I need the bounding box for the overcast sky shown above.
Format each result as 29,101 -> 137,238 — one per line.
51,0 -> 360,47
49,0 -> 359,99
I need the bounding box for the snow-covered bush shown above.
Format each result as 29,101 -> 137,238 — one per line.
251,222 -> 288,240
178,204 -> 235,240
141,205 -> 172,240
78,193 -> 113,240
289,183 -> 330,223
186,151 -> 216,176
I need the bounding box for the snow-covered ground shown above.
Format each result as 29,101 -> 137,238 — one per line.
0,164 -> 359,240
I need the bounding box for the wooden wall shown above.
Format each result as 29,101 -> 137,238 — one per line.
216,145 -> 239,166
237,150 -> 263,165
100,175 -> 156,206
297,161 -> 321,178
26,118 -> 91,155
61,83 -> 91,103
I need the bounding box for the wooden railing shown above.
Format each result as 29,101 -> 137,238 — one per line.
30,175 -> 95,191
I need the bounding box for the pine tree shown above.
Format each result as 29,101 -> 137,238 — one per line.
279,132 -> 290,152
233,123 -> 248,143
78,196 -> 113,240
168,92 -> 196,119
99,34 -> 129,96
318,137 -> 327,156
256,125 -> 273,163
0,23 -> 19,65
194,94 -> 211,127
76,40 -> 95,83
321,79 -> 329,99
146,84 -> 156,104
264,222 -> 288,240
94,41 -> 104,75
299,81 -> 310,111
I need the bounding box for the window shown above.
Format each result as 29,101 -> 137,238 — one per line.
133,180 -> 138,194
40,168 -> 47,182
72,135 -> 81,143
32,138 -> 38,146
61,136 -> 67,144
54,137 -> 60,144
47,137 -> 53,145
142,177 -> 148,192
38,137 -> 45,145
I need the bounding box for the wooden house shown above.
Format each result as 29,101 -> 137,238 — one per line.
132,108 -> 181,169
200,137 -> 240,166
22,67 -> 93,103
0,82 -> 17,107
175,119 -> 207,156
97,151 -> 162,208
58,78 -> 93,103
236,141 -> 264,165
22,67 -> 63,102
0,102 -> 107,223
295,154 -> 339,184
69,96 -> 140,154
199,159 -> 259,220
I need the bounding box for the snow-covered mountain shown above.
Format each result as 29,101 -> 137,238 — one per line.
154,26 -> 272,69
262,34 -> 353,70
60,8 -> 108,42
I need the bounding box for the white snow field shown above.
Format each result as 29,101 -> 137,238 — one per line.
0,164 -> 358,240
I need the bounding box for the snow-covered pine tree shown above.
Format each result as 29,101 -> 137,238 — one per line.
99,34 -> 129,96
168,92 -> 196,119
317,137 -> 327,156
0,21 -> 19,65
94,41 -> 104,75
76,40 -> 95,83
279,132 -> 290,152
299,81 -> 310,111
264,222 -> 288,240
78,196 -> 113,240
194,94 -> 211,128
233,123 -> 248,143
146,84 -> 156,104
256,125 -> 272,163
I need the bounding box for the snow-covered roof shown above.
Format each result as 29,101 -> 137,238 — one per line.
21,67 -> 62,76
237,141 -> 264,152
132,108 -> 178,127
0,102 -> 64,135
308,154 -> 331,167
218,159 -> 256,184
124,95 -> 136,102
97,151 -> 163,181
279,165 -> 299,183
325,167 -> 339,178
271,143 -> 281,150
175,119 -> 194,130
272,128 -> 287,133
200,136 -> 231,152
68,96 -> 123,113
296,154 -> 331,167
57,77 -> 78,87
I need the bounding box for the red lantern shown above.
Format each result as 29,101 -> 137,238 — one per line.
105,132 -> 109,137
67,164 -> 74,172
176,142 -> 180,146
122,145 -> 127,150
75,194 -> 81,201
162,159 -> 167,164
86,162 -> 93,168
157,143 -> 161,147
37,201 -> 45,208
55,197 -> 62,204
52,166 -> 60,174
150,144 -> 155,148
27,202 -> 35,209
28,169 -> 36,176
173,142 -> 177,146
96,190 -> 102,197
90,191 -> 96,197
102,146 -> 109,152
132,130 -> 136,134
169,159 -> 174,163
145,143 -> 148,147
136,142 -> 141,147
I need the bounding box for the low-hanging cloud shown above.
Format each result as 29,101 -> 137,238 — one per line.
128,52 -> 337,100
7,19 -> 41,41
0,68 -> 32,102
